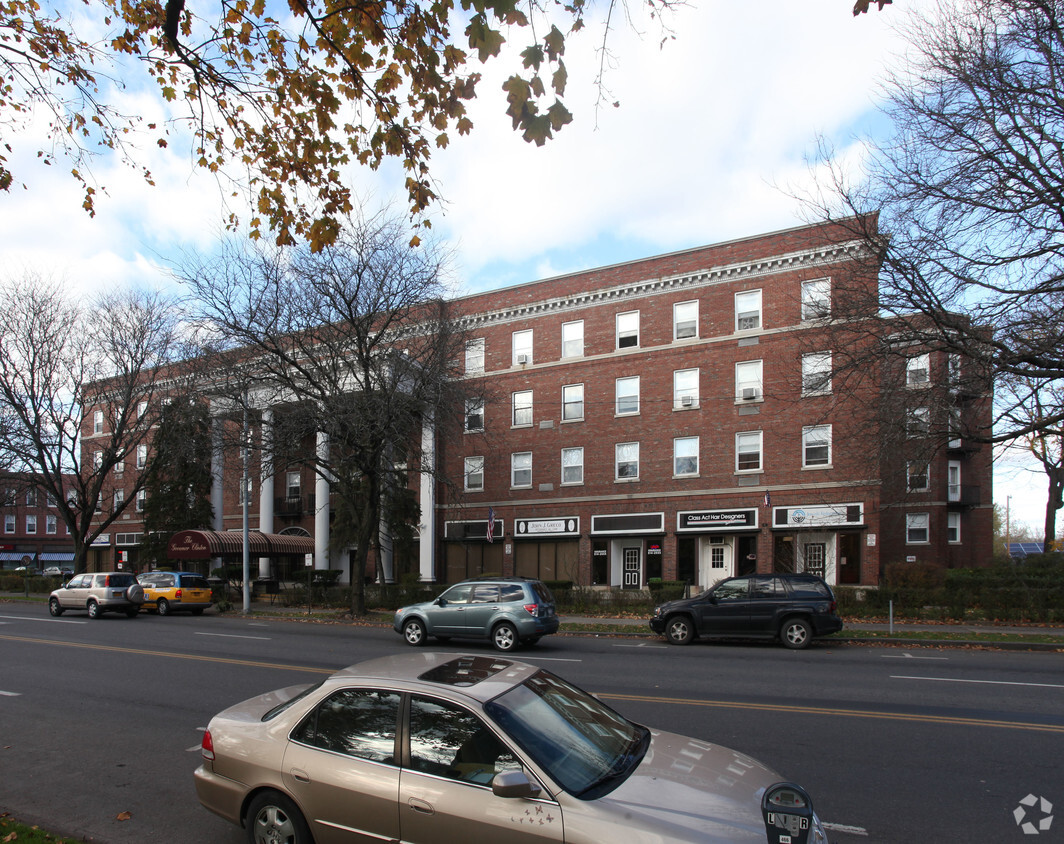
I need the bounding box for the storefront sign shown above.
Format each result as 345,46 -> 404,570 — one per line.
678,509 -> 758,531
515,517 -> 580,537
772,503 -> 863,528
591,512 -> 665,535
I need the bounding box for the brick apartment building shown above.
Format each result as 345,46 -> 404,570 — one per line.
1,472 -> 78,571
82,217 -> 993,587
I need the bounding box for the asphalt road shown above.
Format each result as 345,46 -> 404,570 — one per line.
1,603 -> 1062,843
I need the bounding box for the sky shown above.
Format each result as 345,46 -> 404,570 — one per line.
0,0 -> 1050,533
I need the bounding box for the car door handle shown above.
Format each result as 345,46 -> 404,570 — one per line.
408,797 -> 434,815
291,769 -> 311,783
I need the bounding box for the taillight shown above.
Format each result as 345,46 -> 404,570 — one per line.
175,589 -> 182,599
830,600 -> 837,613
201,728 -> 215,761
523,603 -> 539,617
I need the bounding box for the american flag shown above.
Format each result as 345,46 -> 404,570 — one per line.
764,492 -> 771,508
487,507 -> 495,543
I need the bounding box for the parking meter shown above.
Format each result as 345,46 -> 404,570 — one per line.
761,782 -> 815,844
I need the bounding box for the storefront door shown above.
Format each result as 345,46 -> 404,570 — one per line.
700,539 -> 733,590
622,547 -> 641,589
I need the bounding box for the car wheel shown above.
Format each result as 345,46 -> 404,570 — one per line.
664,615 -> 695,645
191,608 -> 204,616
246,790 -> 312,844
434,635 -> 451,643
157,598 -> 171,616
492,622 -> 518,652
781,618 -> 813,650
87,600 -> 101,619
48,597 -> 64,617
403,618 -> 427,646
523,636 -> 542,647
125,607 -> 139,618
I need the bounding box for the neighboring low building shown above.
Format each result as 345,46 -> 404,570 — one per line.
1,472 -> 78,571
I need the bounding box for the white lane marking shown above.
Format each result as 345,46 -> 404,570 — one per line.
0,615 -> 87,624
616,642 -> 668,649
892,675 -> 1064,689
511,656 -> 582,663
882,652 -> 948,660
195,632 -> 272,641
822,822 -> 869,836
0,690 -> 22,697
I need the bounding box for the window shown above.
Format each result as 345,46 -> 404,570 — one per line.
137,400 -> 147,418
673,301 -> 698,340
562,384 -> 584,421
906,353 -> 930,386
673,368 -> 699,409
673,436 -> 699,476
136,489 -> 146,513
802,425 -> 831,467
46,514 -> 57,535
948,512 -> 961,543
511,452 -> 532,488
736,431 -> 762,472
4,514 -> 15,534
409,695 -> 507,785
616,311 -> 639,349
735,289 -> 762,331
561,320 -> 584,358
114,456 -> 124,475
906,512 -> 929,544
93,410 -> 103,434
465,398 -> 484,432
465,338 -> 485,374
292,689 -> 400,763
801,279 -> 831,320
948,353 -> 962,387
464,457 -> 484,491
907,462 -> 930,492
735,360 -> 763,401
2,488 -> 13,506
286,472 -> 301,498
561,447 -> 583,485
615,442 -> 639,480
113,488 -> 125,510
93,450 -> 103,470
512,330 -> 532,366
948,461 -> 962,502
948,406 -> 962,448
907,407 -> 930,437
26,514 -> 37,534
25,488 -> 37,506
137,444 -> 147,469
801,352 -> 832,395
512,390 -> 533,427
615,376 -> 640,415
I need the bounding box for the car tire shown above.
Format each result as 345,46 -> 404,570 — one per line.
191,608 -> 204,616
246,790 -> 312,844
523,636 -> 542,647
157,598 -> 171,616
48,597 -> 64,617
126,607 -> 139,618
781,618 -> 813,650
403,618 -> 427,646
434,635 -> 451,643
87,600 -> 101,619
664,615 -> 695,645
492,622 -> 518,652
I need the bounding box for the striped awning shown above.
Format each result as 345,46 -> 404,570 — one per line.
166,530 -> 315,560
40,552 -> 75,562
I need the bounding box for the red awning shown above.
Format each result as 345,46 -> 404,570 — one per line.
166,530 -> 316,560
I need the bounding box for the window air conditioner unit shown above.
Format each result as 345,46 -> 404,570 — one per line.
741,387 -> 758,400
681,395 -> 694,407
516,354 -> 530,365
709,535 -> 725,545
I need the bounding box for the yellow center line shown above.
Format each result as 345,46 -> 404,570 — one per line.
6,633 -> 1061,734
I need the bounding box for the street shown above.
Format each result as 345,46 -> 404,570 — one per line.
1,604 -> 1062,843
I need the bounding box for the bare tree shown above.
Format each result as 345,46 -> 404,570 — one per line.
179,213 -> 469,615
0,273 -> 193,572
803,0 -> 1064,539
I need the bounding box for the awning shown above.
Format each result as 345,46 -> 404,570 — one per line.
40,552 -> 75,562
0,551 -> 33,562
166,530 -> 316,560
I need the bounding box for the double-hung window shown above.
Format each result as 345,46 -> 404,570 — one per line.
906,513 -> 929,544
735,289 -> 762,331
512,330 -> 533,366
136,489 -> 147,513
907,462 -> 930,492
906,353 -> 930,387
46,514 -> 57,534
907,407 -> 930,437
674,436 -> 699,477
615,442 -> 639,480
562,384 -> 584,422
26,515 -> 37,534
464,457 -> 484,491
801,352 -> 832,395
465,398 -> 484,432
948,461 -> 962,502
948,512 -> 961,543
802,425 -> 831,467
673,301 -> 698,340
465,338 -> 485,374
616,311 -> 639,349
673,369 -> 699,409
93,410 -> 103,434
736,431 -> 763,472
735,360 -> 763,402
137,444 -> 148,469
512,390 -> 533,427
801,279 -> 830,320
511,452 -> 532,488
561,321 -> 584,358
615,376 -> 639,415
3,514 -> 14,534
561,447 -> 584,485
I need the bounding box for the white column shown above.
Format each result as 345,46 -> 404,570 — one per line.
210,415 -> 225,532
378,512 -> 394,584
419,411 -> 436,583
314,429 -> 331,571
257,408 -> 275,578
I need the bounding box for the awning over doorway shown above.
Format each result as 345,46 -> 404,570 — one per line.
167,530 -> 315,560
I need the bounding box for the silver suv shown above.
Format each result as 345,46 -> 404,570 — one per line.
48,572 -> 146,619
394,577 -> 559,651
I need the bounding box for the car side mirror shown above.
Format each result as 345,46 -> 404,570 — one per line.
435,597 -> 447,607
492,770 -> 542,799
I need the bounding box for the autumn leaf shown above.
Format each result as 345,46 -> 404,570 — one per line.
116,811 -> 132,821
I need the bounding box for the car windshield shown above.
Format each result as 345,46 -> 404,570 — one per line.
485,670 -> 649,799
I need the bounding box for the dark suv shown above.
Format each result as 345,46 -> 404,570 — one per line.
649,574 -> 843,649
